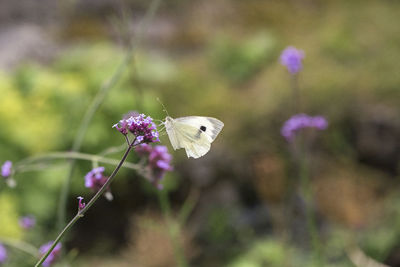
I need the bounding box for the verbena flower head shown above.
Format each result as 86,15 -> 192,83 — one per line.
136,144 -> 173,189
19,215 -> 36,229
84,167 -> 107,190
280,46 -> 305,74
39,242 -> 62,267
113,114 -> 160,144
281,113 -> 328,141
0,244 -> 7,264
1,161 -> 12,178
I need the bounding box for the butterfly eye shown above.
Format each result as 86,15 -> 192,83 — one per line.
200,126 -> 207,132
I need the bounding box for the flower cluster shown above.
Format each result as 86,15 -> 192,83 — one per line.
0,244 -> 7,265
280,46 -> 305,74
281,113 -> 328,141
113,114 -> 159,144
1,161 -> 12,178
84,167 -> 113,200
19,215 -> 36,230
39,242 -> 62,267
84,167 -> 107,191
136,144 -> 173,189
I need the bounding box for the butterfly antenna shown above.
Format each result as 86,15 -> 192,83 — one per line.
156,97 -> 170,117
158,125 -> 166,134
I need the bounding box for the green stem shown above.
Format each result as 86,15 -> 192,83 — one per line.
0,238 -> 38,258
291,74 -> 301,113
178,189 -> 199,225
57,0 -> 162,229
57,47 -> 134,229
298,137 -> 322,266
158,190 -> 188,267
35,138 -> 135,267
15,151 -> 140,173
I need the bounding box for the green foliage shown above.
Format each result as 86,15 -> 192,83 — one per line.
209,32 -> 277,83
204,207 -> 235,243
360,194 -> 400,262
0,193 -> 22,239
228,239 -> 296,267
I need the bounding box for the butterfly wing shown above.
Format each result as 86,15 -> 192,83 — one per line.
165,116 -> 223,158
174,116 -> 224,142
177,125 -> 211,158
165,119 -> 181,150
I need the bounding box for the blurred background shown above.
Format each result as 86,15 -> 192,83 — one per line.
1,0 -> 400,266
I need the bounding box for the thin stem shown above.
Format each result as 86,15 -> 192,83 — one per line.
57,0 -> 162,229
57,50 -> 134,229
0,238 -> 38,258
15,151 -> 140,172
297,136 -> 322,266
158,190 -> 188,267
178,189 -> 200,225
79,139 -> 135,214
99,143 -> 126,157
291,74 -> 301,113
35,138 -> 136,267
35,212 -> 82,267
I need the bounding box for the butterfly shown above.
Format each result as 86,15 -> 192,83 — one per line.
164,116 -> 224,158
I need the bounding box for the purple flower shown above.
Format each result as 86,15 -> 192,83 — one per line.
77,196 -> 85,211
135,143 -> 154,155
280,46 -> 305,74
84,167 -> 107,190
0,244 -> 7,264
39,242 -> 62,267
113,114 -> 160,144
19,215 -> 36,229
1,161 -> 12,178
281,113 -> 328,141
135,144 -> 173,189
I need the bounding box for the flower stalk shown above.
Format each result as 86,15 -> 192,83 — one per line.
34,136 -> 136,267
14,151 -> 140,174
297,137 -> 323,266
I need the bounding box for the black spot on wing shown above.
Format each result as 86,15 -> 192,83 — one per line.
200,126 -> 206,132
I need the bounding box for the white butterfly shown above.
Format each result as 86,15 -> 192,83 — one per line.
164,116 -> 224,158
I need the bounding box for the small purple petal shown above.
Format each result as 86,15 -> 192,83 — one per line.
0,244 -> 7,264
1,161 -> 12,178
39,242 -> 62,267
136,145 -> 173,188
19,216 -> 36,229
281,113 -> 328,141
280,46 -> 305,74
77,196 -> 86,210
84,166 -> 108,193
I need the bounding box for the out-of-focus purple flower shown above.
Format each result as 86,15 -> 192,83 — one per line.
135,144 -> 173,189
1,161 -> 12,178
77,196 -> 85,211
135,143 -> 154,155
84,167 -> 107,190
39,242 -> 62,267
84,167 -> 112,199
0,244 -> 7,264
281,113 -> 328,141
19,215 -> 36,229
280,46 -> 305,74
113,114 -> 160,144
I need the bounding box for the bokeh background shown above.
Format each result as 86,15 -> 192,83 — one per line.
1,0 -> 400,266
